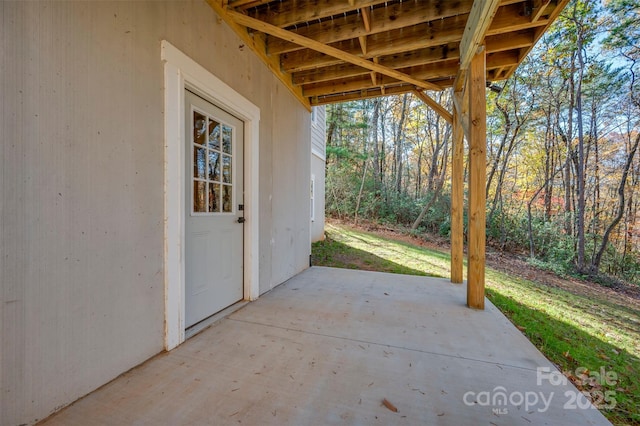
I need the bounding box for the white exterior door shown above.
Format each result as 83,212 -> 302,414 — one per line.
185,90 -> 244,328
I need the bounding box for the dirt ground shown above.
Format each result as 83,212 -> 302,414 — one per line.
331,219 -> 640,312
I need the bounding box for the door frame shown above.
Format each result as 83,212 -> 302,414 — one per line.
161,40 -> 260,350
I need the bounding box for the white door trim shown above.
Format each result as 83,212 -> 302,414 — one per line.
161,40 -> 260,350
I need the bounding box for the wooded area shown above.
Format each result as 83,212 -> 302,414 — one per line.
324,0 -> 640,285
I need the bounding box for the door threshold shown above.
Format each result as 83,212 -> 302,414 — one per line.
185,300 -> 249,340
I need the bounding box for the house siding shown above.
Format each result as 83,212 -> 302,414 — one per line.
0,1 -> 310,425
310,107 -> 326,242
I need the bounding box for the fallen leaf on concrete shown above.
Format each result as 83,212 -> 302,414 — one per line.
382,398 -> 398,412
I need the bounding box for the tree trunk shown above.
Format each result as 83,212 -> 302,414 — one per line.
543,107 -> 554,220
371,99 -> 381,186
575,26 -> 587,272
354,160 -> 369,225
590,133 -> 640,275
564,49 -> 576,238
528,167 -> 564,258
486,103 -> 511,198
590,100 -> 601,261
488,127 -> 520,223
394,94 -> 409,194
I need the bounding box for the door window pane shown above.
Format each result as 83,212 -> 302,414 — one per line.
192,106 -> 236,215
209,184 -> 220,213
194,147 -> 206,179
208,120 -> 221,151
222,155 -> 232,183
208,151 -> 220,182
194,112 -> 206,146
193,181 -> 206,212
222,125 -> 232,154
222,185 -> 232,213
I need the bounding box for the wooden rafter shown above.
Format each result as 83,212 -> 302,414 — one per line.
453,0 -> 500,92
498,0 -> 569,82
311,84 -> 413,105
204,0 -> 310,110
248,0 -> 389,27
228,10 -> 442,92
531,0 -> 552,22
459,0 -> 501,72
292,51 -> 519,87
279,13 -> 547,74
267,2 -> 551,56
266,0 -> 474,55
361,7 -> 372,32
358,36 -> 367,55
206,0 -> 570,108
412,90 -> 452,124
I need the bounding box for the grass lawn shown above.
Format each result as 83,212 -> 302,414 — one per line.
312,222 -> 640,425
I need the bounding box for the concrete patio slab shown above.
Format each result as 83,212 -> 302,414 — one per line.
39,267 -> 611,425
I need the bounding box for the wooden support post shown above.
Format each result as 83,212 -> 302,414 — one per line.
450,91 -> 465,284
467,47 -> 486,309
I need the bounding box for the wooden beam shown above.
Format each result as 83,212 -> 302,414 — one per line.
267,0 -> 473,55
229,11 -> 442,92
247,0 -> 519,27
412,90 -> 452,124
451,89 -> 465,284
300,50 -> 516,96
204,0 -> 310,110
370,56 -> 377,87
310,84 -> 413,105
467,47 -> 486,310
459,0 -> 500,71
229,0 -> 265,8
283,41 -> 460,74
294,58 -> 457,86
531,0 -> 552,22
486,2 -> 556,36
358,36 -> 367,55
300,62 -> 461,96
292,51 -> 519,87
280,5 -> 545,72
498,0 -> 571,82
453,85 -> 470,140
486,30 -> 536,53
361,7 -> 372,32
249,0 -> 388,27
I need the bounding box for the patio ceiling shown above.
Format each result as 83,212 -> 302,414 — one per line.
207,0 -> 571,311
207,0 -> 569,109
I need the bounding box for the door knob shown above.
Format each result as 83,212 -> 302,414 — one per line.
237,217 -> 246,223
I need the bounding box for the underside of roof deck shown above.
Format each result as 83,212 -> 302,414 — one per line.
209,0 -> 569,107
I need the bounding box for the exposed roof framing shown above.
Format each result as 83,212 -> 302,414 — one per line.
210,0 -> 569,110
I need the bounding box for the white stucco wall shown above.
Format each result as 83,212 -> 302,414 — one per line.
0,1 -> 310,425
